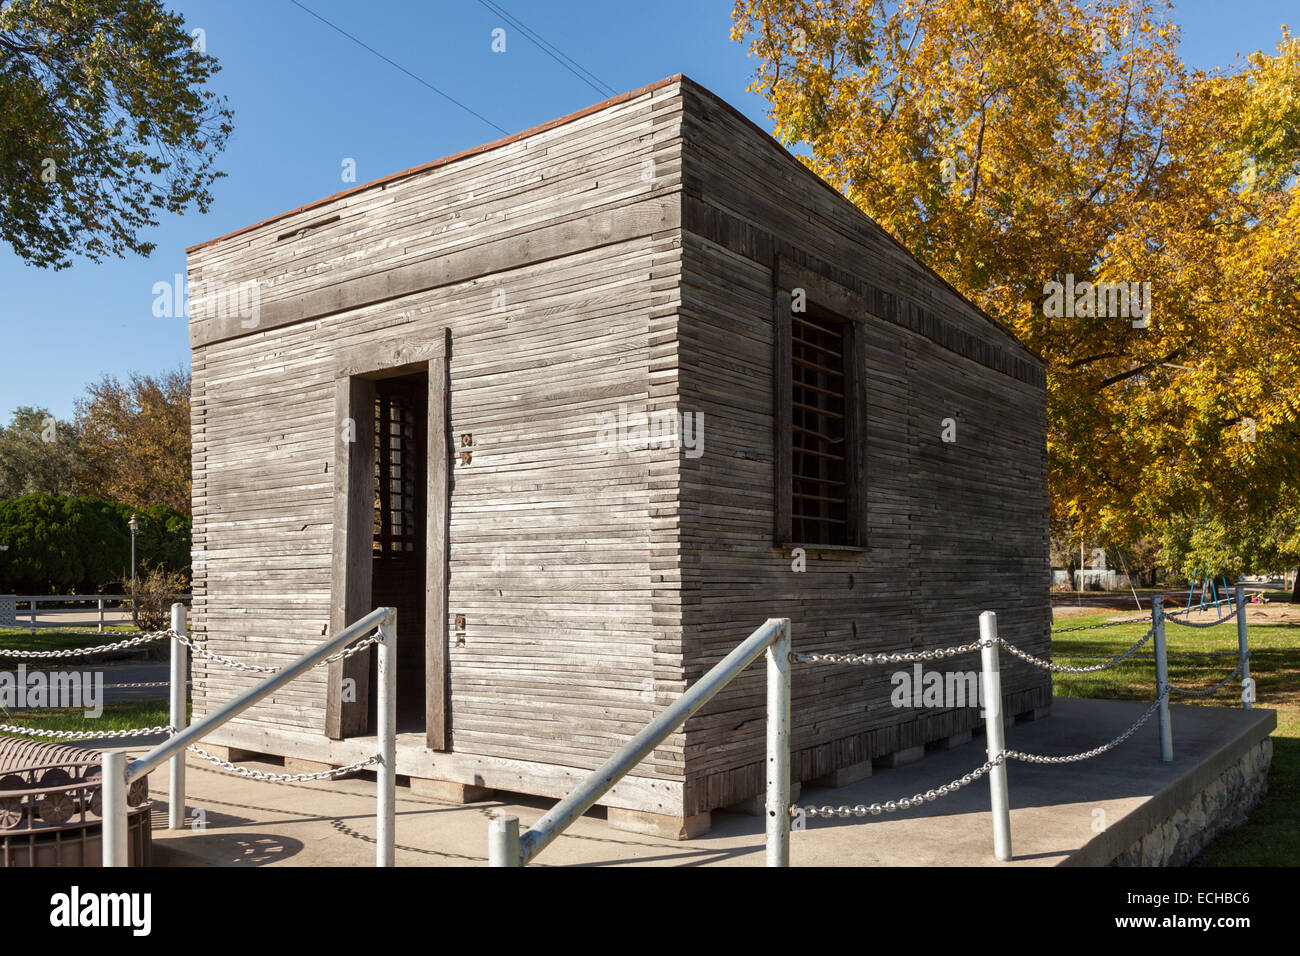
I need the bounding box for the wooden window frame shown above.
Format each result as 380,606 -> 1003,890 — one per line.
327,330 -> 451,750
775,258 -> 869,551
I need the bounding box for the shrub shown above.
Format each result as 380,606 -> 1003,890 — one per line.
0,493 -> 190,593
129,564 -> 190,632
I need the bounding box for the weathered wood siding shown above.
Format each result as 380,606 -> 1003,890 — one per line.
187,75 -> 1051,817
673,80 -> 1051,814
188,80 -> 691,794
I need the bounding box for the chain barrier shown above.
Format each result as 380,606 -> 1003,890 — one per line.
174,629 -> 383,674
0,721 -> 172,740
793,638 -> 993,666
0,621 -> 379,671
186,743 -> 380,782
793,692 -> 1170,820
998,626 -> 1154,673
0,630 -> 168,659
1169,666 -> 1244,697
1004,692 -> 1167,763
793,753 -> 1004,819
1164,605 -> 1240,628
796,630 -> 1156,675
1050,615 -> 1150,633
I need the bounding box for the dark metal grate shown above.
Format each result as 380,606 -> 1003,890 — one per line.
790,307 -> 849,545
373,386 -> 421,558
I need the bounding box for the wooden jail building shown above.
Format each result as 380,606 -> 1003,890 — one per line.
186,75 -> 1050,838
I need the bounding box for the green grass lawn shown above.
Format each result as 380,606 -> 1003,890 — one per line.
1051,610 -> 1298,865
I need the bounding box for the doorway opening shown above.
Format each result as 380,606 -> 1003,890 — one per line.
368,372 -> 428,733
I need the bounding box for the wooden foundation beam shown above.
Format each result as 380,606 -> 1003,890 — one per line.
607,807 -> 711,840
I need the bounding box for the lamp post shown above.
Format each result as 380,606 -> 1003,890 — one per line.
128,514 -> 139,588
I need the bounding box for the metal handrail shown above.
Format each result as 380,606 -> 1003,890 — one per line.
489,617 -> 792,867
101,604 -> 397,867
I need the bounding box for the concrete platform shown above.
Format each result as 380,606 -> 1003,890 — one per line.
125,698 -> 1274,866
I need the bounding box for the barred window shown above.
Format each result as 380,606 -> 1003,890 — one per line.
373,384 -> 423,558
775,264 -> 865,549
790,306 -> 850,545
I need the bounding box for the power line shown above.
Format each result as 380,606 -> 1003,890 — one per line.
286,0 -> 508,135
474,0 -> 618,99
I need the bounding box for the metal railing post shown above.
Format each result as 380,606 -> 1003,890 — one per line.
765,618 -> 791,867
101,751 -> 129,867
489,813 -> 522,867
168,603 -> 188,830
376,607 -> 396,867
1152,596 -> 1173,761
1236,585 -> 1252,710
979,611 -> 1012,861
30,598 -> 36,636
98,598 -> 105,633
512,618 -> 787,866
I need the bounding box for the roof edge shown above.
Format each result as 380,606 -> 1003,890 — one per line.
186,74 -> 685,255
675,78 -> 1045,369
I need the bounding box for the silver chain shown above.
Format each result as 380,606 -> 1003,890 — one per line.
1050,615 -> 1150,633
794,691 -> 1172,820
0,721 -> 171,740
0,630 -> 169,659
793,638 -> 994,666
1004,692 -> 1167,764
1163,605 -> 1240,628
999,626 -> 1154,673
186,743 -> 380,782
793,753 -> 1005,818
175,630 -> 382,673
1169,666 -> 1243,697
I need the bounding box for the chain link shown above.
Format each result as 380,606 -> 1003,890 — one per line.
1169,667 -> 1243,697
186,743 -> 380,782
175,629 -> 383,673
793,753 -> 1005,818
1004,692 -> 1167,764
1163,604 -> 1240,628
0,630 -> 169,659
1050,615 -> 1151,633
0,721 -> 171,740
793,638 -> 994,666
793,691 -> 1173,821
999,626 -> 1154,673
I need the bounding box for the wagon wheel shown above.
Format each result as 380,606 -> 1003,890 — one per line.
84,770 -> 103,817
128,777 -> 148,808
37,768 -> 75,826
0,774 -> 27,830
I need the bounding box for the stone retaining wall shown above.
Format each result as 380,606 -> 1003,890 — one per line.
1112,737 -> 1272,866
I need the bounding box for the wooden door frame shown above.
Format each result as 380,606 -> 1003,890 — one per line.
326,329 -> 450,750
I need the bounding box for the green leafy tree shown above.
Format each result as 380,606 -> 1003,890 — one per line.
0,0 -> 233,269
0,405 -> 82,498
0,493 -> 189,592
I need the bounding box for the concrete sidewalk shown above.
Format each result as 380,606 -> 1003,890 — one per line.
131,698 -> 1274,867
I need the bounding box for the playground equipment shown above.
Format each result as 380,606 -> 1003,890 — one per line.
1185,575 -> 1235,616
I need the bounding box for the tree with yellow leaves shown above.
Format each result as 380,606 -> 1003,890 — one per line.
732,0 -> 1300,574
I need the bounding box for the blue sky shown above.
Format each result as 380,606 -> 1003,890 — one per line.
0,0 -> 1293,421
